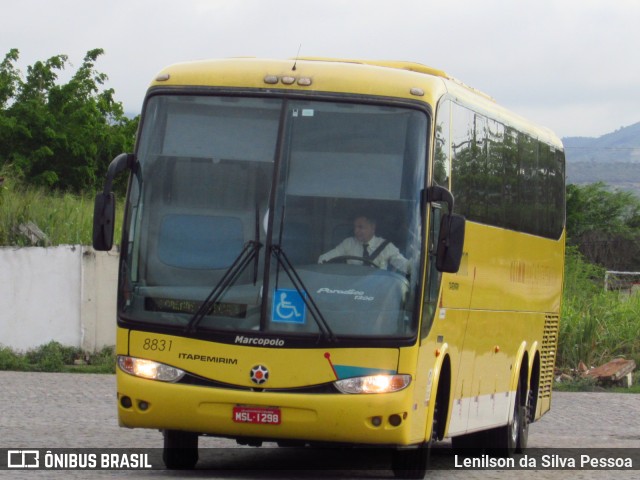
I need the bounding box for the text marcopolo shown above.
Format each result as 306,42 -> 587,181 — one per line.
235,336 -> 285,347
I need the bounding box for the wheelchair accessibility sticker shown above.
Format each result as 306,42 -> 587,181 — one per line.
272,289 -> 306,324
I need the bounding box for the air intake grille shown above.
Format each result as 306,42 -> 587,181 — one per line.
539,314 -> 560,399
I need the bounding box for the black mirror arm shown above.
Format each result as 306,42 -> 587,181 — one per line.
426,185 -> 455,213
426,185 -> 457,245
102,153 -> 135,195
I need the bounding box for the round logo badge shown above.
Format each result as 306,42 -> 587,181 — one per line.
250,365 -> 269,385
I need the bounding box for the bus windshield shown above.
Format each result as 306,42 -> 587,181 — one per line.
121,94 -> 427,342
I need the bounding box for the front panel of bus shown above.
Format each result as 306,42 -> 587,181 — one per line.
115,92 -> 434,445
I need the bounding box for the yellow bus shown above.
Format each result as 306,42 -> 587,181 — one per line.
93,58 -> 565,477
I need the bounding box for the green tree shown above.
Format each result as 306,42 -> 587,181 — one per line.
0,50 -> 21,158
0,49 -> 20,107
566,182 -> 640,270
0,48 -> 137,192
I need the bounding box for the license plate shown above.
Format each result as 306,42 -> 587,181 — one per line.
233,406 -> 281,425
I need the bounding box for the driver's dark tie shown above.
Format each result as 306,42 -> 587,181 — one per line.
362,243 -> 370,259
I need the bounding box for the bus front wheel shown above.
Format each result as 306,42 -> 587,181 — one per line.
162,429 -> 199,469
391,398 -> 439,478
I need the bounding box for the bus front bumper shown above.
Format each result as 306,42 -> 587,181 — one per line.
117,370 -> 421,446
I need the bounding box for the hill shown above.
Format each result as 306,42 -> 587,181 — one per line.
563,122 -> 640,163
563,122 -> 640,196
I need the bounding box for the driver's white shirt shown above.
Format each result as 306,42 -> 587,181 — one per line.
318,235 -> 408,272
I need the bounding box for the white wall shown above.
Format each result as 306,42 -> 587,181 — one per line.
0,246 -> 118,352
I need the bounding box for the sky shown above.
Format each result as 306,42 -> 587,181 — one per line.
3,0 -> 640,139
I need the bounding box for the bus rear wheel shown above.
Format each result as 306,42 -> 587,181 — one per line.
162,430 -> 199,469
487,380 -> 529,456
516,388 -> 532,452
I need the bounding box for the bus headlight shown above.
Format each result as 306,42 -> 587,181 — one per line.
334,374 -> 411,394
117,355 -> 185,382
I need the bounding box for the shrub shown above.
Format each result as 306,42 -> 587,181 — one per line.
0,341 -> 115,373
0,345 -> 28,370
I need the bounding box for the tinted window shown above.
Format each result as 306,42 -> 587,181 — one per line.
445,101 -> 564,239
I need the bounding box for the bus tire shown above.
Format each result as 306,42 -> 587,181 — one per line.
487,380 -> 526,457
391,397 -> 439,478
391,443 -> 429,479
162,430 -> 199,469
516,387 -> 532,452
451,431 -> 484,455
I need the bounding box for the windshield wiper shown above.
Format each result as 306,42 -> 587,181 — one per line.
271,245 -> 337,343
186,240 -> 262,333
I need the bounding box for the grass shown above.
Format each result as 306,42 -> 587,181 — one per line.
0,172 -> 123,247
554,247 -> 640,392
554,371 -> 640,393
0,341 -> 115,373
559,247 -> 640,371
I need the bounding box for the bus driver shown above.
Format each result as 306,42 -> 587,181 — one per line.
318,215 -> 409,273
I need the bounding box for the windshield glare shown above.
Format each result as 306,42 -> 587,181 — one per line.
122,95 -> 427,342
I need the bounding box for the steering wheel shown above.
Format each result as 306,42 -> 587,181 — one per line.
324,255 -> 380,268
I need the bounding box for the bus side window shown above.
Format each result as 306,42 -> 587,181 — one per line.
434,99 -> 451,188
422,205 -> 442,337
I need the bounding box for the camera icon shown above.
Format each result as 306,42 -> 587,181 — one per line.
7,450 -> 40,468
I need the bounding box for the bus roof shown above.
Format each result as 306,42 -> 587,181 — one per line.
297,57 -> 496,101
150,57 -> 562,148
151,57 -> 448,103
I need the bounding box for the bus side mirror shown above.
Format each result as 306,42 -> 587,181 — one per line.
426,185 -> 466,273
92,153 -> 135,251
436,213 -> 465,273
93,192 -> 116,250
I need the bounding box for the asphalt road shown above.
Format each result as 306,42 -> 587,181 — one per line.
1,371 -> 638,479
